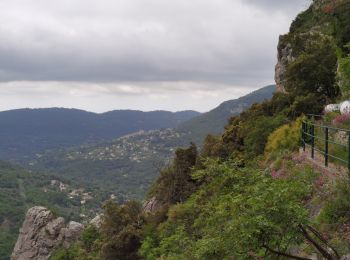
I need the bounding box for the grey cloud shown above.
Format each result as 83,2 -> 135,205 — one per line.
242,0 -> 312,12
0,0 -> 309,85
0,81 -> 255,112
0,0 -> 310,112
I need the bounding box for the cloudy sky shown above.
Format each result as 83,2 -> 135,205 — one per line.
0,0 -> 311,113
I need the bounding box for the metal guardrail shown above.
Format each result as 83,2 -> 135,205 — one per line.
301,114 -> 350,171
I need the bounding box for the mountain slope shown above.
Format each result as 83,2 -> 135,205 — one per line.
0,108 -> 199,161
177,85 -> 275,144
29,85 -> 275,201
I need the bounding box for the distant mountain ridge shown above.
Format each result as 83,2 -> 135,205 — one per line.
177,85 -> 276,144
0,108 -> 200,161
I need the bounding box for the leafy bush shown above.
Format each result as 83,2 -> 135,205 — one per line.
100,200 -> 143,260
265,118 -> 302,160
338,53 -> 350,95
318,180 -> 350,224
148,143 -> 198,205
81,226 -> 100,252
140,160 -> 313,259
50,246 -> 79,260
288,93 -> 326,117
285,34 -> 339,99
242,115 -> 286,159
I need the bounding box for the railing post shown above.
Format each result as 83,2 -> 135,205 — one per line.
348,131 -> 350,172
302,121 -> 305,152
311,124 -> 315,159
325,127 -> 329,167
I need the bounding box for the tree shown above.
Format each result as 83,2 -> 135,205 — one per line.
150,143 -> 198,205
285,34 -> 339,99
100,200 -> 144,260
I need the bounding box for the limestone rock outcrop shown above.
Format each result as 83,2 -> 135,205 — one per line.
275,36 -> 294,93
142,197 -> 163,213
11,206 -> 84,260
90,214 -> 102,229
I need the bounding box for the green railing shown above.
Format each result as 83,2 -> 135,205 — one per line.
301,115 -> 350,171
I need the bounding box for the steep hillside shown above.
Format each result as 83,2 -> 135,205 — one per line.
0,108 -> 199,162
177,85 -> 275,144
276,0 -> 350,96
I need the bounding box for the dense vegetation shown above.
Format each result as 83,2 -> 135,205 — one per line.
176,85 -> 275,144
50,0 -> 350,259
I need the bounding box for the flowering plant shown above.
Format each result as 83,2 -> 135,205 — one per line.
323,4 -> 334,14
332,113 -> 350,126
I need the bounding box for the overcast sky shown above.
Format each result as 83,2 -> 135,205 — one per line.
0,0 -> 311,113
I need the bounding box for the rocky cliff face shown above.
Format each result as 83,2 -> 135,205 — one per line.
275,36 -> 294,93
142,197 -> 163,213
11,206 -> 84,260
274,0 -> 346,93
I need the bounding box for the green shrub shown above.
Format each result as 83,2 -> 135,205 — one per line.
265,118 -> 302,160
285,34 -> 339,99
100,200 -> 143,260
318,180 -> 350,224
338,43 -> 350,95
50,246 -> 79,260
243,115 -> 286,160
140,160 -> 312,259
148,143 -> 198,205
81,226 -> 100,251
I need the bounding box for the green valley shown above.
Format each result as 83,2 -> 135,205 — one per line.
26,85 -> 275,202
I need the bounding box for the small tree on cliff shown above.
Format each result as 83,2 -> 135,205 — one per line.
150,143 -> 198,205
285,34 -> 339,100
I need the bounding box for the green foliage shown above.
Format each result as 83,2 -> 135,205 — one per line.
50,246 -> 79,260
221,100 -> 288,162
285,34 -> 339,99
265,118 -> 302,160
289,93 -> 326,117
242,115 -> 286,159
100,200 -> 143,260
140,160 -> 313,259
200,134 -> 227,158
176,85 -> 275,144
50,225 -> 101,260
149,143 -> 198,205
81,226 -> 100,252
318,180 -> 350,225
338,43 -> 350,95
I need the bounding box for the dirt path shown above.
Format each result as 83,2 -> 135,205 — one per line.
300,147 -> 349,180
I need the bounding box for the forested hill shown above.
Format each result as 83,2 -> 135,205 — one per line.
28,85 -> 276,202
0,108 -> 199,161
177,84 -> 275,144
